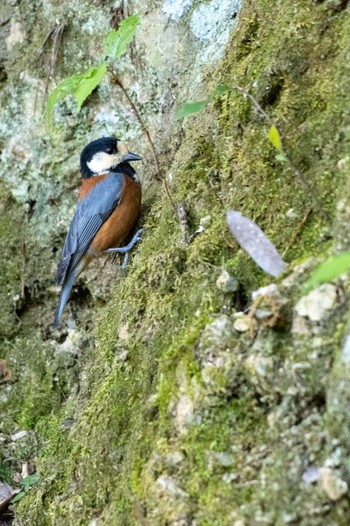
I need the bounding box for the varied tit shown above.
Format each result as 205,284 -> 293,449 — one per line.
53,136 -> 142,328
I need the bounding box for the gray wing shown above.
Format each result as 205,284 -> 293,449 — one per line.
56,172 -> 125,285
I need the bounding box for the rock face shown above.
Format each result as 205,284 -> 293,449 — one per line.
1,0 -> 350,525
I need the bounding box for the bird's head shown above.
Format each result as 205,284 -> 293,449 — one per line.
80,137 -> 142,178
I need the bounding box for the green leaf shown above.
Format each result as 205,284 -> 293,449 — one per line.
268,125 -> 283,153
46,62 -> 107,123
46,13 -> 140,124
175,100 -> 209,120
12,491 -> 25,504
12,473 -> 40,504
22,473 -> 40,492
104,14 -> 140,60
213,84 -> 233,96
304,253 -> 350,291
74,62 -> 107,111
46,73 -> 82,123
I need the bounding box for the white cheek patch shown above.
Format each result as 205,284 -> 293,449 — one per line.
87,152 -> 123,174
87,152 -> 110,174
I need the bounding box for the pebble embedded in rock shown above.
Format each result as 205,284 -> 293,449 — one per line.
245,354 -> 274,378
233,315 -> 251,332
295,284 -> 337,322
222,472 -> 239,483
117,350 -> 128,362
165,451 -> 184,466
174,395 -> 195,435
341,334 -> 350,365
319,467 -> 348,501
57,329 -> 82,356
216,269 -> 239,292
282,512 -> 298,524
11,430 -> 28,441
200,215 -> 212,228
252,284 -> 278,301
156,476 -> 189,497
302,466 -> 320,484
254,308 -> 273,320
118,324 -> 129,340
212,451 -> 234,467
198,315 -> 236,354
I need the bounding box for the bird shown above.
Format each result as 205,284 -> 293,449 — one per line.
53,136 -> 142,328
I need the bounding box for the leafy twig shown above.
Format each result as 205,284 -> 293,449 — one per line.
46,14 -> 180,220
176,84 -> 329,222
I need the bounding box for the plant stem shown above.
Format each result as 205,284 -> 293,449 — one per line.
109,69 -> 177,214
282,208 -> 312,257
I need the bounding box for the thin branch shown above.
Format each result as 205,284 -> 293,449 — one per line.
282,208 -> 312,257
283,155 -> 329,222
234,86 -> 273,123
234,85 -> 329,222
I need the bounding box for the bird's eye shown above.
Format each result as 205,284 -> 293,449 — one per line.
106,148 -> 114,155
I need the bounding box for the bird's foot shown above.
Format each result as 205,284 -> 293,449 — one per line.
106,229 -> 143,273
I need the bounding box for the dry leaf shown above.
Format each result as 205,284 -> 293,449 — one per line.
227,211 -> 287,277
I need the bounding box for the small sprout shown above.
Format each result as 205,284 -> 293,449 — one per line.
22,473 -> 40,492
176,84 -> 232,120
267,125 -> 283,153
175,100 -> 210,120
12,473 -> 40,504
227,211 -> 287,277
47,14 -> 140,125
213,84 -> 233,96
46,62 -> 108,123
104,14 -> 140,60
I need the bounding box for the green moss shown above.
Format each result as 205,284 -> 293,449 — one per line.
7,0 -> 350,524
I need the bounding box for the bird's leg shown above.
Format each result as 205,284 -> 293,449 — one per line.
105,229 -> 143,273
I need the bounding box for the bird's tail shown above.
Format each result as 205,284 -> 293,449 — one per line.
53,269 -> 77,328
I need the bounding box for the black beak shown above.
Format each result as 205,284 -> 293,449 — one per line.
122,152 -> 142,162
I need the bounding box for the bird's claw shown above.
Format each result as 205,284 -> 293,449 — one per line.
105,229 -> 143,273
